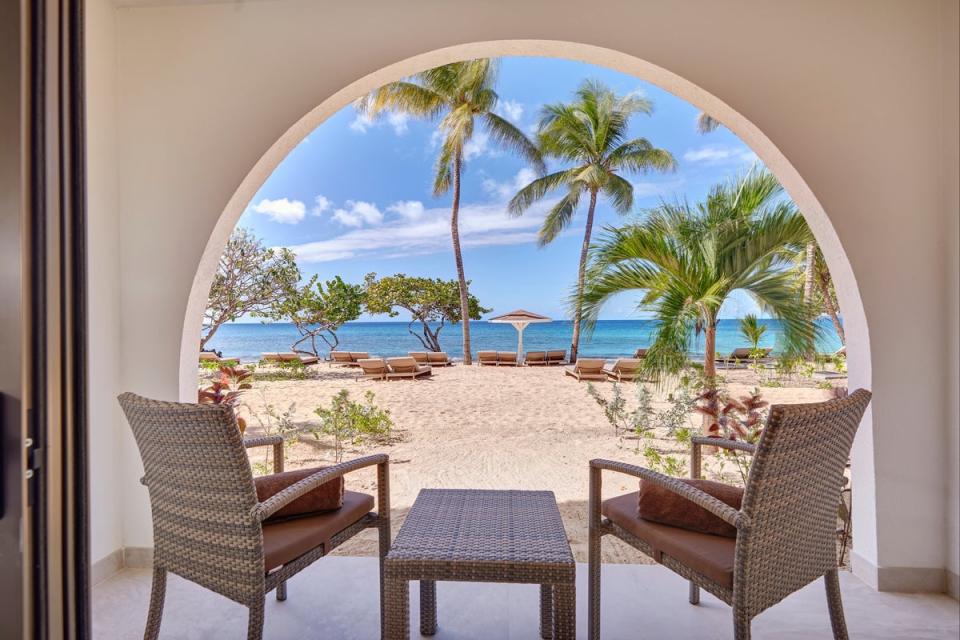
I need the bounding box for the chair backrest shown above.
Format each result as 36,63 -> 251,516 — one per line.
261,352 -> 281,362
575,358 -> 606,373
427,352 -> 448,364
729,347 -> 753,359
612,358 -> 641,372
498,351 -> 517,363
387,356 -> 417,373
735,389 -> 871,617
350,351 -> 370,361
409,352 -> 429,363
633,348 -> 648,359
117,393 -> 264,604
331,351 -> 352,363
358,358 -> 388,374
199,352 -> 219,362
526,351 -> 546,362
478,350 -> 498,362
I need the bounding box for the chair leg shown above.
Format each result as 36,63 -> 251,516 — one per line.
587,528 -> 601,640
688,582 -> 700,604
143,566 -> 167,640
539,584 -> 553,639
275,580 -> 287,601
824,569 -> 850,640
247,599 -> 265,640
733,614 -> 751,640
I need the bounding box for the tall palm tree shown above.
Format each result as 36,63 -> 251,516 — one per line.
580,170 -> 818,386
508,80 -> 675,361
357,59 -> 544,364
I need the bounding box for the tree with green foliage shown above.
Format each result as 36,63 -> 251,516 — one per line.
508,80 -> 675,361
267,275 -> 365,357
580,170 -> 818,389
312,390 -> 393,463
357,59 -> 543,364
202,228 -> 300,350
739,314 -> 769,366
363,273 -> 490,353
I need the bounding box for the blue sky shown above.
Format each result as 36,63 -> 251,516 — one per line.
237,56 -> 764,321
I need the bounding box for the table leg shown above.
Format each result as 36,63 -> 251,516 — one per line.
384,578 -> 409,640
419,580 -> 437,636
552,583 -> 576,640
539,584 -> 554,639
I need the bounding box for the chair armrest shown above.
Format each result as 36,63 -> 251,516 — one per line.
252,454 -> 389,522
243,434 -> 284,449
691,436 -> 756,454
589,458 -> 750,530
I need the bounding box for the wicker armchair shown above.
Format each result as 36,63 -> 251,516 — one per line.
588,389 -> 872,640
118,393 -> 391,640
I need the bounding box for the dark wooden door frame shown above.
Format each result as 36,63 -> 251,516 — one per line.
1,0 -> 90,638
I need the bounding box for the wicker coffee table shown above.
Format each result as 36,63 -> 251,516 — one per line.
384,489 -> 576,639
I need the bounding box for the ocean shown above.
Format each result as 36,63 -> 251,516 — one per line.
206,318 -> 843,363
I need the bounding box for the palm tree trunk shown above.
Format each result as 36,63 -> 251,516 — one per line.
816,266 -> 846,345
803,241 -> 816,303
701,321 -> 718,438
450,151 -> 472,365
570,190 -> 598,362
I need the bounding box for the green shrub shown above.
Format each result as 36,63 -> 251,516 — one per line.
312,390 -> 393,462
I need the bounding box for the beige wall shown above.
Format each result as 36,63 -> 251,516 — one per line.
85,0 -> 124,569
83,0 -> 959,591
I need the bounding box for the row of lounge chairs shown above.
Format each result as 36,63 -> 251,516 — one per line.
564,357 -> 644,382
356,357 -> 432,381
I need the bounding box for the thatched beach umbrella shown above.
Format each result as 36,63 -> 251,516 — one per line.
488,309 -> 552,363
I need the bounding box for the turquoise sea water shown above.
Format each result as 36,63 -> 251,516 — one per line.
206,318 -> 843,363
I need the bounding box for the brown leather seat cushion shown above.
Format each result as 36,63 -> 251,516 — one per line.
254,467 -> 344,520
262,490 -> 374,571
602,492 -> 736,589
638,478 -> 743,538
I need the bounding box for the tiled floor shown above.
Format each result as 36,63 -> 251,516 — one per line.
93,557 -> 958,639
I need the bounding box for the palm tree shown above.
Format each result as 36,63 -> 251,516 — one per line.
508,80 -> 675,361
580,170 -> 818,386
357,59 -> 544,364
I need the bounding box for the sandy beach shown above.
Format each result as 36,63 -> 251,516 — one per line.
232,362 -> 839,564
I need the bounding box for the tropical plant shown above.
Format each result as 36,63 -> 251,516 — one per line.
509,80 -> 675,361
695,387 -> 768,482
357,59 -> 544,364
739,313 -> 768,366
312,390 -> 393,463
197,365 -> 253,433
580,169 -> 819,390
267,275 -> 364,357
797,245 -> 845,345
363,273 -> 489,352
202,227 -> 300,350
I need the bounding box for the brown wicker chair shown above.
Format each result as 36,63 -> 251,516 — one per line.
588,390 -> 872,640
118,393 -> 391,640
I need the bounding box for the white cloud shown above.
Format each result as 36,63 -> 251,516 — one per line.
249,197 -> 306,224
630,179 -> 685,201
387,200 -> 425,221
496,99 -> 524,123
683,144 -> 757,165
348,110 -> 410,135
312,195 -> 331,217
331,200 -> 383,228
285,198 -> 555,263
482,167 -> 538,200
463,131 -> 490,160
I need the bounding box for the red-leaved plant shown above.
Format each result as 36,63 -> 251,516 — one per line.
198,365 -> 253,434
695,388 -> 768,444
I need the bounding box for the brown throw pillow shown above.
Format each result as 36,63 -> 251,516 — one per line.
638,478 -> 743,538
254,467 -> 344,522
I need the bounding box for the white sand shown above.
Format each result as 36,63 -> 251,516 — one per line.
232,363 -> 838,563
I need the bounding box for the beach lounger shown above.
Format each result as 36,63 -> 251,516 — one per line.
278,352 -> 320,366
604,358 -> 644,382
546,349 -> 567,365
564,358 -> 608,381
260,352 -> 282,363
198,352 -> 220,363
385,357 -> 431,380
331,351 -> 354,366
633,348 -> 648,359
409,352 -> 429,364
525,351 -> 547,366
356,358 -> 389,381
349,352 -> 370,366
478,351 -> 498,366
427,351 -> 453,366
497,351 -> 519,366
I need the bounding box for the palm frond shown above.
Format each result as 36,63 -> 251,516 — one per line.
483,112 -> 546,174
507,169 -> 578,216
538,188 -> 582,246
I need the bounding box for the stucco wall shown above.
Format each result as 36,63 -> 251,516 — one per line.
83,0 -> 959,589
85,0 -> 124,570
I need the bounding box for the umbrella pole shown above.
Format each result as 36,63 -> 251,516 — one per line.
515,322 -> 528,364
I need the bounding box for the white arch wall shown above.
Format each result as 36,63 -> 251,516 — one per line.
85,0 -> 958,593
